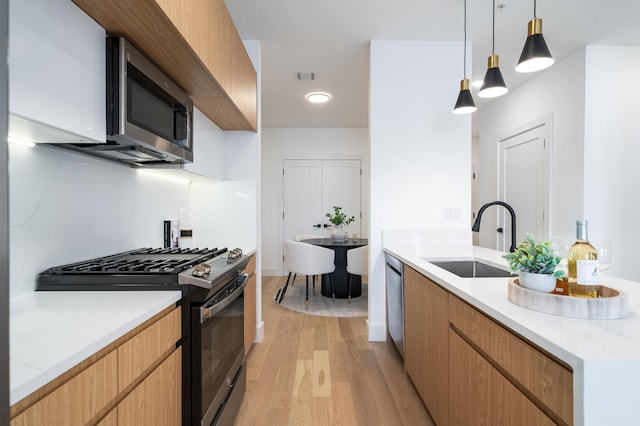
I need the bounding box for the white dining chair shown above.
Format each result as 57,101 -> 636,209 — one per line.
346,245 -> 368,303
280,240 -> 335,307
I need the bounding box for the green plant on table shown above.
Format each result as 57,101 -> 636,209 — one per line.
325,206 -> 355,226
502,233 -> 563,278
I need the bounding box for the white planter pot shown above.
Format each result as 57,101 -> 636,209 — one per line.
519,271 -> 556,293
330,224 -> 346,242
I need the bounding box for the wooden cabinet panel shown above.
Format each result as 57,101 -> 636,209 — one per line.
403,266 -> 449,425
244,254 -> 257,357
449,296 -> 573,425
449,332 -> 555,426
118,306 -> 181,392
403,265 -> 425,397
11,351 -> 118,426
96,408 -> 118,426
117,347 -> 182,426
421,273 -> 449,426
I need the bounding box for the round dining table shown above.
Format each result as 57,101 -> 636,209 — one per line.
304,238 -> 368,299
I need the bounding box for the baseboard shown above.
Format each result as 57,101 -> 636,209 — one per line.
367,319 -> 387,341
254,320 -> 265,343
261,267 -> 279,277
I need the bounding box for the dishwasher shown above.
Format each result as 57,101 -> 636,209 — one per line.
385,253 -> 404,358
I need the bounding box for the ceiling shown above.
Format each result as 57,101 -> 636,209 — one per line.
226,0 -> 640,129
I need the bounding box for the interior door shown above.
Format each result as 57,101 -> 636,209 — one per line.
322,160 -> 362,238
282,159 -> 362,271
498,122 -> 550,251
283,159 -> 324,240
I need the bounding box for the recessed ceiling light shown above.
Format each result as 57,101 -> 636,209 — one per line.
306,92 -> 331,103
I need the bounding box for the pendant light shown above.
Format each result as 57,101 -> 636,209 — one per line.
478,0 -> 508,98
515,0 -> 554,73
453,0 -> 477,114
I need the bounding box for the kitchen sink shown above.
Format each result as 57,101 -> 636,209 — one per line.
422,259 -> 515,278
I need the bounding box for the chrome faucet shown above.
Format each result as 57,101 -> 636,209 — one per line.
472,201 -> 517,253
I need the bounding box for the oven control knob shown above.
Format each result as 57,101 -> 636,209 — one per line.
192,265 -> 206,277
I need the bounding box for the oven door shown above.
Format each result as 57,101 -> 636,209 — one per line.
193,273 -> 248,426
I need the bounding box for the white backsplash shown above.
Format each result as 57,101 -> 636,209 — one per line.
9,144 -> 189,296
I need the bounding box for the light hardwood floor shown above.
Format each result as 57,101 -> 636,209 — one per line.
234,276 -> 434,425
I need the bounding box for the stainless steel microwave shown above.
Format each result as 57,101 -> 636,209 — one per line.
104,36 -> 193,164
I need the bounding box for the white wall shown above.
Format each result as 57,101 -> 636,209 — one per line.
260,127 -> 368,276
478,46 -> 640,281
369,40 -> 472,340
583,46 -> 640,281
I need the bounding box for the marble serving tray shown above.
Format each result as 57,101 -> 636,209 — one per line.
507,278 -> 629,320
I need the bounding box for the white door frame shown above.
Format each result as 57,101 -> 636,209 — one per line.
496,114 -> 553,249
277,153 -> 368,276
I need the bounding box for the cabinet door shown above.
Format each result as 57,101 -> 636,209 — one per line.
403,266 -> 425,397
9,0 -> 106,142
117,347 -> 182,426
404,267 -> 449,425
449,332 -> 555,426
10,351 -> 118,426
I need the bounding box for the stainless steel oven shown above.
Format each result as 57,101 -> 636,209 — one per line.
193,273 -> 248,426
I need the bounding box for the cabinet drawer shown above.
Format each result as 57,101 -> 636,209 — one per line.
449,295 -> 573,425
117,347 -> 182,426
118,306 -> 181,392
11,350 -> 118,426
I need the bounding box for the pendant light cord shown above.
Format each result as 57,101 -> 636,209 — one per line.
534,0 -> 537,18
463,0 -> 467,77
491,0 -> 496,54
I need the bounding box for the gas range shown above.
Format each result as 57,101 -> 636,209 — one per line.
36,245 -> 252,425
37,246 -> 249,296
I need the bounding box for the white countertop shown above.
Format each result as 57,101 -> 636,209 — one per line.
384,244 -> 640,426
9,290 -> 182,406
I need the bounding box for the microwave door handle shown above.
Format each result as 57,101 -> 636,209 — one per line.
173,107 -> 189,145
200,274 -> 249,323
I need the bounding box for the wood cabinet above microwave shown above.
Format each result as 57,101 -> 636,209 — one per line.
72,0 -> 257,132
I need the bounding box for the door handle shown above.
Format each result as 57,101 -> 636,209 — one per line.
323,224 -> 330,228
312,224 -> 321,228
497,227 -> 503,233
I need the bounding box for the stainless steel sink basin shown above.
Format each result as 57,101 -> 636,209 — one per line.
423,259 -> 515,278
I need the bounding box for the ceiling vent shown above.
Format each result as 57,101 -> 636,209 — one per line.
296,71 -> 315,81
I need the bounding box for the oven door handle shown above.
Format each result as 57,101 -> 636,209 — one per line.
200,274 -> 249,323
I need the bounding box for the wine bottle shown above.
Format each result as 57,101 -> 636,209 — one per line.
567,220 -> 599,298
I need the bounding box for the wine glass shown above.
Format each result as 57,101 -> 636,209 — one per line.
551,238 -> 572,275
594,240 -> 613,274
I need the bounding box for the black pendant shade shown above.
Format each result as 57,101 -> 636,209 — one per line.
478,54 -> 508,98
453,79 -> 477,114
452,0 -> 476,115
515,18 -> 554,73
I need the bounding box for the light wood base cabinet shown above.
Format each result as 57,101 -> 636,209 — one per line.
244,254 -> 257,357
402,266 -> 573,426
11,305 -> 182,426
449,295 -> 573,425
403,266 -> 449,426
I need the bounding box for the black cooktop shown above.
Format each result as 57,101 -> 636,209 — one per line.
37,247 -> 227,289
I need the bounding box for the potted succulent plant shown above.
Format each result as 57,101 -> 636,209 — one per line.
325,206 -> 355,242
502,233 -> 563,292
